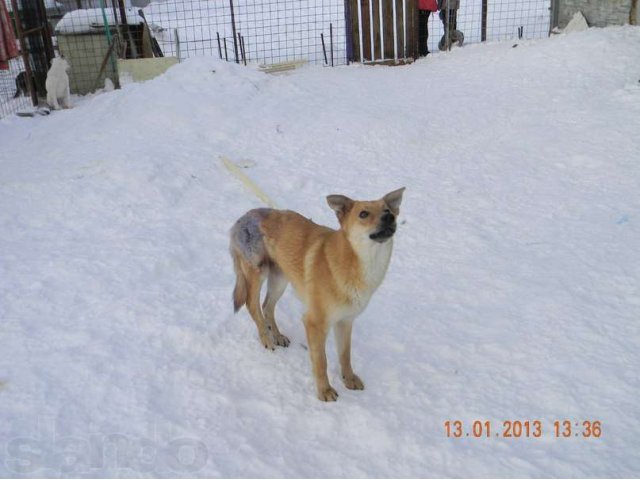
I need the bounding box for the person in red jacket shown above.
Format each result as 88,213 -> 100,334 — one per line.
418,0 -> 438,57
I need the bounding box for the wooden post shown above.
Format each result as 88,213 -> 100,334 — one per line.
351,0 -> 363,62
549,0 -> 559,33
406,0 -> 418,59
382,0 -> 393,60
35,0 -> 54,63
118,0 -> 138,59
344,0 -> 353,63
11,0 -> 37,106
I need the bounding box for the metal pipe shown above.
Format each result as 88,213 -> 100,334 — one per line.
368,0 -> 374,61
239,33 -> 247,65
357,0 -> 364,62
217,32 -> 222,59
320,33 -> 328,65
99,0 -> 120,87
343,0 -> 353,64
445,4 -> 450,51
392,0 -> 398,60
330,23 -> 333,67
176,28 -> 181,61
229,0 -> 239,63
481,0 -> 488,41
378,0 -> 384,60
402,0 -> 407,57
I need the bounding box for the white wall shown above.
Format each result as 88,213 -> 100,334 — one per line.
556,0 -> 633,28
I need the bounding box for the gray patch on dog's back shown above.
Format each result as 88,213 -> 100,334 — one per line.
231,208 -> 273,266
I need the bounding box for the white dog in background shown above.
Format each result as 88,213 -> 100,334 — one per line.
46,57 -> 72,110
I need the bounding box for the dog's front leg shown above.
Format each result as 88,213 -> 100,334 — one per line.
304,313 -> 337,401
48,92 -> 59,110
334,318 -> 364,390
62,86 -> 71,109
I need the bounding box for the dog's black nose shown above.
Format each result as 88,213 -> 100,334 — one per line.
382,211 -> 395,224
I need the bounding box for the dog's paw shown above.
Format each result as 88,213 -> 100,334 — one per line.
274,333 -> 290,347
317,386 -> 339,402
342,373 -> 364,390
259,333 -> 275,351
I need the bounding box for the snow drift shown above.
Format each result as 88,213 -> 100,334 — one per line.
1,26 -> 639,477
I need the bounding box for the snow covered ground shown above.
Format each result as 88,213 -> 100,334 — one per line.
1,26 -> 640,477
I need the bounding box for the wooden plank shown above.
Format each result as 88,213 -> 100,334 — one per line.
349,0 -> 360,62
361,0 -> 372,61
258,60 -> 308,73
382,0 -> 394,59
405,0 -> 418,59
395,0 -> 404,59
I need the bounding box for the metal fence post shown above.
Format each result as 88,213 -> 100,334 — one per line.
481,0 -> 487,41
229,0 -> 239,63
549,0 -> 559,33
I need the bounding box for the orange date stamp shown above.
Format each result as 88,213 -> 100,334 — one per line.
444,420 -> 602,439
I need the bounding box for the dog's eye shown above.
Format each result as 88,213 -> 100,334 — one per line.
359,211 -> 369,219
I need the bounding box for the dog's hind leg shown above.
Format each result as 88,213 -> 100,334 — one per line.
244,262 -> 275,350
62,86 -> 71,109
262,265 -> 290,347
47,92 -> 59,110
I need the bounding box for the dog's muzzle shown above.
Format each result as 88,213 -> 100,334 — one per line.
369,212 -> 396,243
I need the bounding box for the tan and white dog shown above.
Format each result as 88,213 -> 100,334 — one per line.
229,188 -> 405,401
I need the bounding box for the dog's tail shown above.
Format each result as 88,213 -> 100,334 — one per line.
231,248 -> 248,312
229,208 -> 273,313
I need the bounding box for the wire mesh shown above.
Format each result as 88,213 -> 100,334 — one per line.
1,0 -> 53,117
0,58 -> 33,117
2,0 -> 554,118
423,0 -> 550,54
145,0 -> 347,65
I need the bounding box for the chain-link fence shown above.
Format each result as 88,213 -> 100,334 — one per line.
2,0 -> 553,118
1,0 -> 53,118
145,0 -> 347,65
417,0 -> 550,58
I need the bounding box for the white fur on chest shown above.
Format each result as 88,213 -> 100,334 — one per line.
357,237 -> 393,291
46,66 -> 68,97
330,236 -> 393,323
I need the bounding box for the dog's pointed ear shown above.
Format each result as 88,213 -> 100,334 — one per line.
383,187 -> 405,213
326,194 -> 354,222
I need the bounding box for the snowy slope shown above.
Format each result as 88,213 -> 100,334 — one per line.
1,27 -> 640,477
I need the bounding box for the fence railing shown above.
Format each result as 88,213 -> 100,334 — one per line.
2,0 -> 552,118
